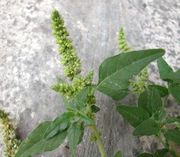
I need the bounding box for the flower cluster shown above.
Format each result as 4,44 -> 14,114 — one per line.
0,109 -> 20,157
51,10 -> 95,101
51,10 -> 81,80
118,28 -> 131,52
118,28 -> 148,94
52,72 -> 94,99
129,68 -> 148,94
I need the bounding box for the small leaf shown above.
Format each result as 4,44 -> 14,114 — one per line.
44,112 -> 74,139
114,151 -> 123,157
15,121 -> 67,157
148,85 -> 168,97
65,87 -> 92,111
166,116 -> 180,124
133,118 -> 160,136
164,129 -> 180,145
157,58 -> 173,82
77,111 -> 94,125
154,149 -> 169,157
168,83 -> 180,104
67,122 -> 84,157
157,58 -> 180,83
97,49 -> 165,100
91,105 -> 100,113
117,105 -> 150,127
75,86 -> 93,102
138,88 -> 162,115
137,153 -> 153,157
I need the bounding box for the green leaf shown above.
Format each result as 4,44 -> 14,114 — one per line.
75,86 -> 93,102
67,122 -> 84,157
97,49 -> 165,100
138,88 -> 162,115
65,87 -> 92,111
148,85 -> 168,97
117,105 -> 150,127
137,153 -> 153,157
15,121 -> 67,157
133,118 -> 160,136
91,105 -> 100,113
157,58 -> 180,83
77,111 -> 94,125
154,149 -> 169,157
166,116 -> 180,124
168,83 -> 180,104
157,58 -> 173,82
114,151 -> 123,157
164,129 -> 180,145
44,112 -> 74,139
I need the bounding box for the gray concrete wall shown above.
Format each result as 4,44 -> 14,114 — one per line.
0,0 -> 180,157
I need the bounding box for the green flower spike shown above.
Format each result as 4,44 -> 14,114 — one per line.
118,28 -> 131,52
51,9 -> 81,80
52,72 -> 94,99
118,28 -> 148,94
0,109 -> 20,157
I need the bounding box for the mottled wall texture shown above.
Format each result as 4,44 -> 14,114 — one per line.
0,0 -> 180,157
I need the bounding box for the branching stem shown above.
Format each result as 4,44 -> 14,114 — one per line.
89,124 -> 107,157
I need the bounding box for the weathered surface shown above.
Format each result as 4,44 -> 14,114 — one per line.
0,0 -> 180,157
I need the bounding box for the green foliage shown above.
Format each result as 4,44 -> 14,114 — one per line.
164,129 -> 180,145
117,105 -> 150,127
138,87 -> 162,115
114,151 -> 123,157
138,149 -> 169,157
157,58 -> 180,104
0,109 -> 20,157
52,72 -> 94,99
44,112 -> 74,139
138,153 -> 153,157
157,58 -> 174,82
15,121 -> 67,157
15,10 -> 180,157
168,83 -> 180,103
118,28 -> 148,94
97,49 -> 165,100
148,85 -> 168,97
117,56 -> 180,156
67,122 -> 84,157
133,118 -> 161,136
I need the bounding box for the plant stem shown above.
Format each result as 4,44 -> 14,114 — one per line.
89,125 -> 107,157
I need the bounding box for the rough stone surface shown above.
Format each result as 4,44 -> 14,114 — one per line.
0,0 -> 180,157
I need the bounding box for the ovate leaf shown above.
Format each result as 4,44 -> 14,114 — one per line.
114,151 -> 123,157
164,129 -> 180,145
154,149 -> 169,157
157,58 -> 173,82
117,105 -> 150,127
138,88 -> 162,115
133,118 -> 160,136
91,105 -> 100,113
15,121 -> 67,157
157,58 -> 180,83
77,111 -> 94,125
97,49 -> 165,100
148,85 -> 168,97
166,116 -> 180,124
168,83 -> 180,104
65,87 -> 93,111
67,122 -> 84,157
44,112 -> 74,139
138,153 -> 153,157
